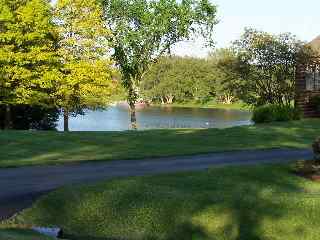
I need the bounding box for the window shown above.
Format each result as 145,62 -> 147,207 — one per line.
306,65 -> 320,91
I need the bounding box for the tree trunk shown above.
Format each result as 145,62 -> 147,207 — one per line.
126,78 -> 139,129
63,108 -> 69,132
224,94 -> 234,104
129,100 -> 137,130
166,96 -> 174,104
4,104 -> 12,130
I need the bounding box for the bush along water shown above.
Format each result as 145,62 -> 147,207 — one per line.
252,104 -> 301,123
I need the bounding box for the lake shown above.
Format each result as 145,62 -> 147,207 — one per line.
57,105 -> 252,131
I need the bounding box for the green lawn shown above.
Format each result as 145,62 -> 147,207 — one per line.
1,119 -> 320,168
0,228 -> 54,240
5,163 -> 320,240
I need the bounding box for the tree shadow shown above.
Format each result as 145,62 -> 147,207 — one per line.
1,119 -> 319,167
196,165 -> 312,240
7,163 -> 317,240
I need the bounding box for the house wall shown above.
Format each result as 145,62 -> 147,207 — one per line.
295,63 -> 320,117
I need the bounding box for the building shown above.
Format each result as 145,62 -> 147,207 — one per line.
295,36 -> 320,117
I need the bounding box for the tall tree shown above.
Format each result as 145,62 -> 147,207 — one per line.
0,0 -> 58,129
102,0 -> 218,129
209,48 -> 246,104
233,28 -> 308,106
54,0 -> 117,131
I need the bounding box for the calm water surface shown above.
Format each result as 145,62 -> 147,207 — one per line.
57,105 -> 252,131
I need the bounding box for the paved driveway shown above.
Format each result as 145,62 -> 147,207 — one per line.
0,148 -> 312,220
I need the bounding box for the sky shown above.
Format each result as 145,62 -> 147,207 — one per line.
173,0 -> 320,58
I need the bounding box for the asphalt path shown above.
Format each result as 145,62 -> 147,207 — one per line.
0,148 -> 312,220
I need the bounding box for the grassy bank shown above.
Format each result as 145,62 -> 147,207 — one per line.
5,163 -> 320,240
153,101 -> 250,110
1,119 -> 319,168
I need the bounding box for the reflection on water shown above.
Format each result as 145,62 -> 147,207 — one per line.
57,105 -> 252,131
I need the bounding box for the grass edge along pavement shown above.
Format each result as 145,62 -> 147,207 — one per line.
0,228 -> 56,240
4,163 -> 320,240
1,118 -> 320,168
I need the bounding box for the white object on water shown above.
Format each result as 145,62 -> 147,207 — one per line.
32,227 -> 62,238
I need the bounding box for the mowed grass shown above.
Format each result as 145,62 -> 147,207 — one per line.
5,163 -> 320,240
1,119 -> 320,168
0,228 -> 54,240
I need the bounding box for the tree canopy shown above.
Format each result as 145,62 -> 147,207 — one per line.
208,48 -> 245,104
2,0 -> 312,130
52,0 -> 117,131
141,56 -> 216,104
232,28 -> 308,106
0,0 -> 59,128
141,29 -> 311,108
102,0 -> 218,128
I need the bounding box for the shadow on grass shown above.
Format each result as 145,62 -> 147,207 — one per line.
6,164 -> 316,240
0,119 -> 319,168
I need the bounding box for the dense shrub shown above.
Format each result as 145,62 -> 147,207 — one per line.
310,96 -> 320,112
0,105 -> 59,130
252,104 -> 301,123
313,138 -> 320,162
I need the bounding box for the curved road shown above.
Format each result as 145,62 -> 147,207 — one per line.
0,148 -> 312,220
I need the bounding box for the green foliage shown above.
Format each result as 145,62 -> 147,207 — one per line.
141,50 -> 248,106
102,0 -> 218,125
8,164 -> 320,240
0,105 -> 59,130
0,228 -> 54,240
1,0 -> 118,130
0,119 -> 319,168
0,0 -> 58,105
252,104 -> 301,123
53,0 -> 117,113
141,56 -> 216,104
233,28 -> 310,106
208,48 -> 245,104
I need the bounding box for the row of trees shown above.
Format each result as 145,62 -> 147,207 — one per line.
2,0 -> 312,130
1,0 -> 116,131
232,28 -> 312,106
1,0 -> 218,130
141,57 -> 216,104
141,28 -> 314,108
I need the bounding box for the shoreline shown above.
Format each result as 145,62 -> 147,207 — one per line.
111,100 -> 251,111
150,102 -> 251,111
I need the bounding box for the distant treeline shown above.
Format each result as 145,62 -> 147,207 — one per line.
141,28 -> 314,107
141,52 -> 238,105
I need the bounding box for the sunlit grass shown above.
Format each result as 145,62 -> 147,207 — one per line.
5,163 -> 320,240
0,119 -> 319,168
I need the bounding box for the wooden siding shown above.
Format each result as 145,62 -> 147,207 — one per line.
295,61 -> 320,118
